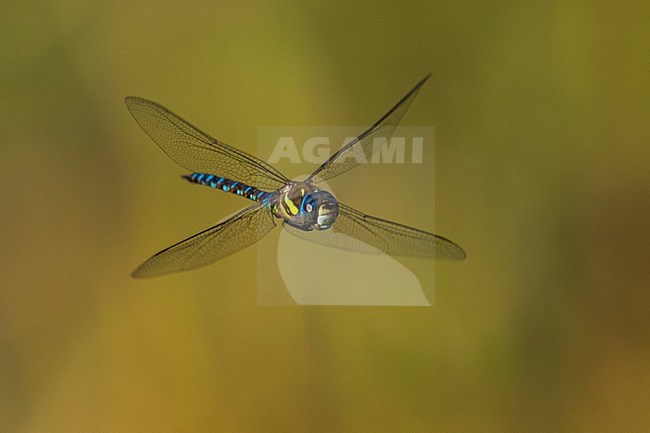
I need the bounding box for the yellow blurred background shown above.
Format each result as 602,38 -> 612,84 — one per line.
1,1 -> 649,432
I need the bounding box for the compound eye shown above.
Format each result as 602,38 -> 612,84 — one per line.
301,191 -> 338,229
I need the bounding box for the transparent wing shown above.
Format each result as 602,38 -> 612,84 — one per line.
307,74 -> 430,184
132,203 -> 277,278
125,97 -> 289,190
283,202 -> 466,259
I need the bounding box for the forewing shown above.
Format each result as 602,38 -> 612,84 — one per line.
283,202 -> 466,259
132,203 -> 277,278
125,97 -> 289,190
307,74 -> 430,184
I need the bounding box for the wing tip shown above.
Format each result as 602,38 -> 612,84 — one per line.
130,259 -> 170,279
442,245 -> 467,260
414,73 -> 432,91
130,266 -> 151,279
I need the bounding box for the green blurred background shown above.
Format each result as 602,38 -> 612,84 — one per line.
1,1 -> 649,432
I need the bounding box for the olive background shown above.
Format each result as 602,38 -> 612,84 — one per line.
1,1 -> 648,432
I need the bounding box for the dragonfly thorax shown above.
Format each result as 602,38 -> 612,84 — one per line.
274,181 -> 339,231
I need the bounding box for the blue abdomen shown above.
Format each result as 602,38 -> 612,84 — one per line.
183,172 -> 269,202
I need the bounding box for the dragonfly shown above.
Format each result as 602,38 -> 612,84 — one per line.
127,74 -> 466,278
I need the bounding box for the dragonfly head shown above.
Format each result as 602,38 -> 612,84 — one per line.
300,191 -> 339,230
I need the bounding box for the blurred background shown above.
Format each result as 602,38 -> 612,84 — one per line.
1,1 -> 648,432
